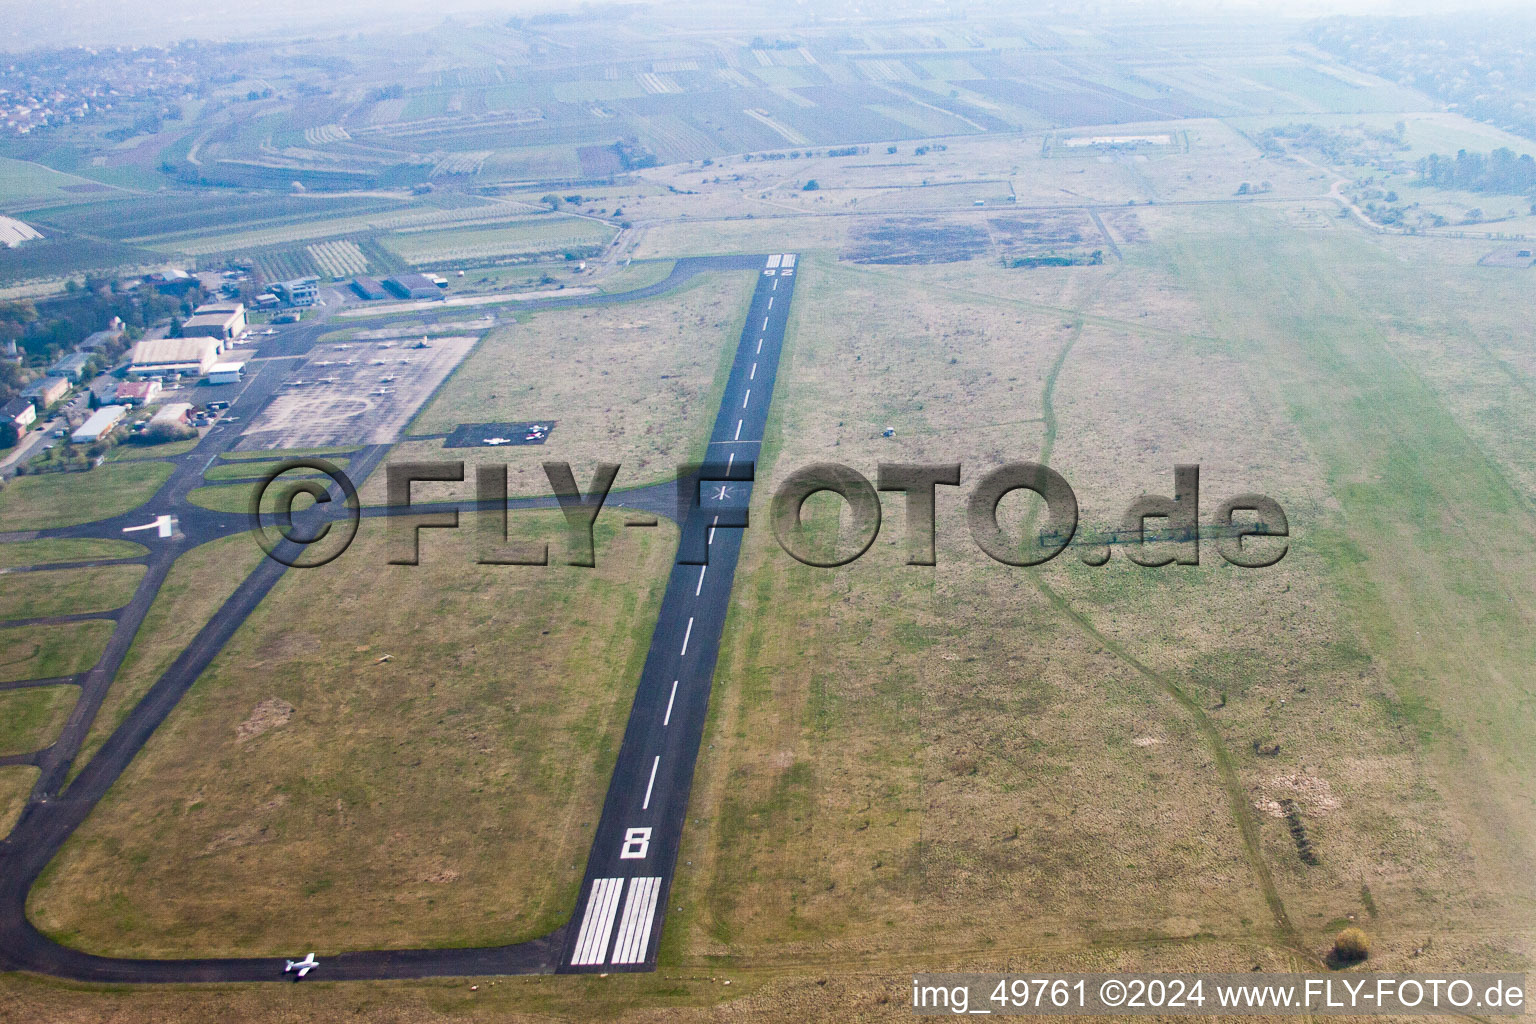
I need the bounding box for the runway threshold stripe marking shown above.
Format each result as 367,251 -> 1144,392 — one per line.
664,679 -> 678,725
571,877 -> 624,965
612,877 -> 662,965
642,755 -> 660,809
681,617 -> 694,656
696,564 -> 707,595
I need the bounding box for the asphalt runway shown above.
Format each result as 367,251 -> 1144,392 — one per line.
560,254 -> 797,972
0,253 -> 797,982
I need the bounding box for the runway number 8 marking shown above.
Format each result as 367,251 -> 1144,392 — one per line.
619,827 -> 652,860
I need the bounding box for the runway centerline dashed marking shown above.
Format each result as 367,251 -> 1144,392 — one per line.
664,680 -> 678,726
726,451 -> 735,472
761,317 -> 769,332
756,337 -> 762,353
680,617 -> 694,656
749,362 -> 756,380
742,389 -> 750,408
734,419 -> 742,440
767,296 -> 774,309
696,564 -> 707,596
643,756 -> 660,809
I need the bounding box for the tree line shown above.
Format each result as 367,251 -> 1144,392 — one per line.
0,276 -> 204,404
1416,148 -> 1536,195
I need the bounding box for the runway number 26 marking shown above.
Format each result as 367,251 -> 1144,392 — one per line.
619,827 -> 652,860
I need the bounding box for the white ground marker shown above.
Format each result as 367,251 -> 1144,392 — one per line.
611,877 -> 662,965
571,877 -> 624,966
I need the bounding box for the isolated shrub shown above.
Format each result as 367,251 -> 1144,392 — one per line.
1333,927 -> 1370,963
136,422 -> 195,445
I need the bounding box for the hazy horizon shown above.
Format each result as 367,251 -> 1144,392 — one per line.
0,0 -> 1528,52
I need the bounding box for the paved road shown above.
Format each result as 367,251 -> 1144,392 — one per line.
0,253 -> 797,982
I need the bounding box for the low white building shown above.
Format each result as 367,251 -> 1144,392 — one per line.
129,337 -> 220,376
149,402 -> 193,427
71,404 -> 127,443
206,361 -> 245,385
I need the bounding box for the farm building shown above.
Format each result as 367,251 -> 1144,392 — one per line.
384,273 -> 443,300
48,352 -> 92,382
273,278 -> 319,307
71,404 -> 127,443
79,321 -> 125,351
129,337 -> 220,376
150,402 -> 194,427
207,362 -> 245,385
113,380 -> 162,405
182,302 -> 246,342
146,268 -> 199,296
22,376 -> 70,411
352,276 -> 388,300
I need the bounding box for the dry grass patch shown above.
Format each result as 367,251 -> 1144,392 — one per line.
0,462 -> 171,532
0,765 -> 38,834
0,685 -> 78,755
71,534 -> 268,779
1123,204 -> 1536,941
0,563 -> 144,622
31,510 -> 673,957
0,538 -> 145,570
363,270 -> 756,502
666,255 -> 1278,970
0,621 -> 112,683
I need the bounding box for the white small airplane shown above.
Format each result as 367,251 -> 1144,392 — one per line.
284,953 -> 319,978
123,514 -> 176,539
